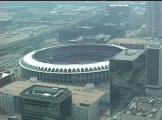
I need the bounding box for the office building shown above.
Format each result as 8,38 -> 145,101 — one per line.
0,90 -> 15,113
20,85 -> 72,120
110,49 -> 146,115
58,29 -> 82,43
103,23 -> 126,38
0,81 -> 109,120
109,38 -> 157,50
146,44 -> 162,88
105,4 -> 132,18
146,1 -> 162,37
145,44 -> 162,97
110,49 -> 146,88
110,97 -> 162,120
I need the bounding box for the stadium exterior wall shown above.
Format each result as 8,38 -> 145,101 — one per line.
20,67 -> 110,84
19,44 -> 124,84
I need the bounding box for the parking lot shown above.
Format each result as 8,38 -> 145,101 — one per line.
0,53 -> 22,73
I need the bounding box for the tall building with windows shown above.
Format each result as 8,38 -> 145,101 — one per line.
20,85 -> 72,120
110,49 -> 146,115
146,44 -> 162,88
146,1 -> 162,37
0,81 -> 109,120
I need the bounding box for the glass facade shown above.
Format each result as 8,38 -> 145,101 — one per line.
20,86 -> 72,120
147,49 -> 159,86
110,51 -> 146,115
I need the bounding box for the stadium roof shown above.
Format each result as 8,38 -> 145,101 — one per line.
19,44 -> 125,74
20,51 -> 110,73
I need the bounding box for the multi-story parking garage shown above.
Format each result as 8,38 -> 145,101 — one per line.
19,44 -> 124,84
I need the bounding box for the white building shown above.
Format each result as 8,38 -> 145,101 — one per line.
0,90 -> 14,112
0,90 -> 20,113
72,85 -> 110,120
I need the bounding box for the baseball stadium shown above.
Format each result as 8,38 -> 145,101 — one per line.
19,44 -> 125,84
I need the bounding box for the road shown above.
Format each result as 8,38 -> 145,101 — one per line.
0,14 -> 94,56
0,112 -> 21,120
126,28 -> 141,38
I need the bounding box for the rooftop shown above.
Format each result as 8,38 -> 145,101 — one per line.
0,72 -> 10,79
147,44 -> 162,49
0,80 -> 108,106
109,5 -> 129,7
81,26 -> 94,29
20,85 -> 67,101
112,49 -> 144,61
109,38 -> 157,45
120,97 -> 162,120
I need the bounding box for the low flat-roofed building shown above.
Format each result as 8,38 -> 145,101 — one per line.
111,97 -> 162,120
82,35 -> 105,44
0,72 -> 12,88
110,38 -> 149,44
68,35 -> 110,44
0,18 -> 12,29
0,81 -> 109,120
103,24 -> 126,38
105,4 -> 130,15
109,38 -> 158,50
